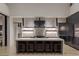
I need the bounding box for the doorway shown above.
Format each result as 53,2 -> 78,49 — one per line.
0,13 -> 7,46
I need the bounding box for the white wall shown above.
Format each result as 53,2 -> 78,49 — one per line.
7,17 -> 16,55
45,18 -> 56,27
70,3 -> 79,15
0,3 -> 9,15
0,15 -> 4,25
24,18 -> 35,27
7,3 -> 70,17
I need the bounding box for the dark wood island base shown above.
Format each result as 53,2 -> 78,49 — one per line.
16,41 -> 63,54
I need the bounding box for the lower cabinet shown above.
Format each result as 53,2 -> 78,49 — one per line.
34,41 -> 44,52
16,41 -> 26,53
53,41 -> 62,53
26,41 -> 34,52
44,41 -> 53,52
16,41 -> 62,54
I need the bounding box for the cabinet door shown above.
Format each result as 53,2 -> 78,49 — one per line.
35,41 -> 44,52
27,41 -> 34,52
44,41 -> 52,52
53,41 -> 62,53
54,44 -> 62,53
16,41 -> 26,53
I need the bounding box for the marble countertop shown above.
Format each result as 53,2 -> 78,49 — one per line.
16,38 -> 64,41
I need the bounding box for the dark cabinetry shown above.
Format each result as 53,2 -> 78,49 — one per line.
16,41 -> 62,54
34,41 -> 44,52
26,41 -> 34,52
53,41 -> 62,53
44,41 -> 52,52
16,41 -> 26,53
65,12 -> 79,50
74,37 -> 79,45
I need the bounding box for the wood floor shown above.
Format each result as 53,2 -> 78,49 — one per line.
0,47 -> 8,56
64,44 -> 79,56
0,44 -> 79,56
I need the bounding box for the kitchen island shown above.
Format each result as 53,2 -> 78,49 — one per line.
16,38 -> 64,54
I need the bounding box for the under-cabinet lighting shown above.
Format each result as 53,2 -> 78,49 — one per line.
22,31 -> 34,37
22,31 -> 33,33
45,28 -> 58,30
46,31 -> 57,33
75,28 -> 79,30
22,28 -> 34,30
